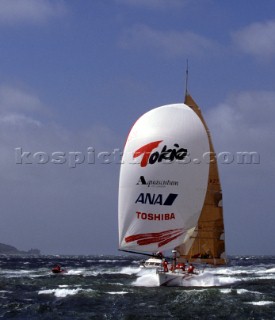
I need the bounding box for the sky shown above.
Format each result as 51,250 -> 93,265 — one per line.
0,0 -> 275,256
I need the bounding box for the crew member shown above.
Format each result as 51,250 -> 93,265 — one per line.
187,263 -> 195,274
155,251 -> 163,259
176,263 -> 185,271
162,259 -> 168,272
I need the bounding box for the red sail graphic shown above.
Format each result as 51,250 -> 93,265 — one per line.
125,228 -> 184,248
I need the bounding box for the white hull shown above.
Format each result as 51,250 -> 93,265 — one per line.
158,271 -> 198,286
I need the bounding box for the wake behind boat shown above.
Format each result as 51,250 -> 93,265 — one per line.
118,78 -> 227,286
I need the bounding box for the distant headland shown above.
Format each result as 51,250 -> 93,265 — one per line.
0,243 -> 40,255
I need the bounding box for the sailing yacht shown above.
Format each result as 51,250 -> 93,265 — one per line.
118,88 -> 226,286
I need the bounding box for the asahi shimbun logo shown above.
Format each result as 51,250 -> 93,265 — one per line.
133,140 -> 188,167
136,176 -> 179,188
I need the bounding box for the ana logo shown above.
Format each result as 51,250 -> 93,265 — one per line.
133,140 -> 187,167
135,193 -> 178,206
136,176 -> 179,187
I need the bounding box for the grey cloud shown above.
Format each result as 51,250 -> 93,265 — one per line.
120,24 -> 219,58
0,85 -> 121,255
232,20 -> 275,59
206,90 -> 275,254
115,0 -> 189,9
0,0 -> 67,25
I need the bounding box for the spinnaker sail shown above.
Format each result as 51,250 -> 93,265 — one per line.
118,102 -> 212,254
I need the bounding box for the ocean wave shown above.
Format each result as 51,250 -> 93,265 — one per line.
98,260 -> 120,263
38,288 -> 81,297
0,269 -> 33,278
262,267 -> 275,273
1,255 -> 275,319
185,272 -> 238,287
245,301 -> 274,306
106,291 -> 128,295
119,266 -> 141,275
38,287 -> 94,298
237,288 -> 263,295
133,269 -> 240,287
132,272 -> 159,287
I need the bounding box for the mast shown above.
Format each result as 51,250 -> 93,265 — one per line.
185,59 -> 189,98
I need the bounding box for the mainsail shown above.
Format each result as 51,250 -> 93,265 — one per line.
176,93 -> 226,265
118,94 -> 226,265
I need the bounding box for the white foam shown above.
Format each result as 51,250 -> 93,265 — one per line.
246,301 -> 274,306
237,289 -> 263,295
98,260 -> 121,263
220,289 -> 232,294
132,272 -> 159,287
0,269 -> 33,278
183,272 -> 238,287
215,265 -> 275,279
66,269 -> 85,275
38,288 -> 81,297
106,291 -> 128,295
220,288 -> 264,296
214,267 -> 256,276
72,266 -> 141,277
133,268 -> 239,287
201,265 -> 275,284
119,266 -> 141,275
262,267 -> 275,274
250,274 -> 275,281
0,290 -> 11,293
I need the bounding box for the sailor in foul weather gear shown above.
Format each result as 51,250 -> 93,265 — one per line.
187,263 -> 195,274
162,259 -> 168,272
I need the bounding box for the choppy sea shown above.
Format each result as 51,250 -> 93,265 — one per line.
0,255 -> 275,319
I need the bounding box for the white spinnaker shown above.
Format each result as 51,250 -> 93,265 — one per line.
118,104 -> 209,252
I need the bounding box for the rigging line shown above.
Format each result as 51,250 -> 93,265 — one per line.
118,249 -> 160,258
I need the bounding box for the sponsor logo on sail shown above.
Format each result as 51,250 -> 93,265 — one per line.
136,211 -> 175,221
133,140 -> 188,167
136,176 -> 179,187
135,193 -> 178,206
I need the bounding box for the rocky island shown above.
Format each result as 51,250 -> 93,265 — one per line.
0,243 -> 40,255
